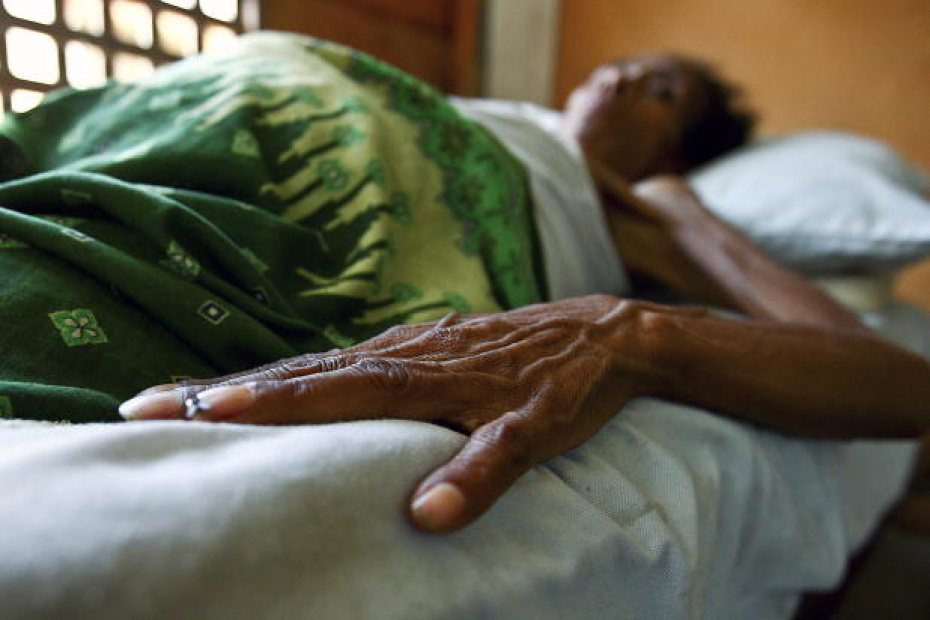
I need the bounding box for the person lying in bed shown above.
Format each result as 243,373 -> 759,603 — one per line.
0,33 -> 926,535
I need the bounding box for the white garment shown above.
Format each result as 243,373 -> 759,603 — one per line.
450,97 -> 629,301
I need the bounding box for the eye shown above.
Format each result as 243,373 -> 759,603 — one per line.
645,74 -> 676,102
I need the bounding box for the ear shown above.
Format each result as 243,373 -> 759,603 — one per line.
664,155 -> 693,174
651,148 -> 691,176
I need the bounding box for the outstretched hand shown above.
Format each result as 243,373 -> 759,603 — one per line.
120,296 -> 670,533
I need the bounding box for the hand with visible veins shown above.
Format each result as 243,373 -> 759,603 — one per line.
119,295 -> 677,533
119,290 -> 930,533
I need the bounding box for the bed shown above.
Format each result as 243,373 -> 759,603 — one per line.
1,103 -> 928,618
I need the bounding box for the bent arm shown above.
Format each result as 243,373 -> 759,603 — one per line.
592,168 -> 928,436
630,176 -> 867,331
592,165 -> 866,332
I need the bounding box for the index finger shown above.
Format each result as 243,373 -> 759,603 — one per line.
124,355 -> 512,424
124,323 -> 441,407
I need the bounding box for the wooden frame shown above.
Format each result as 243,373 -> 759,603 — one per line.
262,0 -> 483,96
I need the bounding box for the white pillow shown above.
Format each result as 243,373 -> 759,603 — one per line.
687,131 -> 930,274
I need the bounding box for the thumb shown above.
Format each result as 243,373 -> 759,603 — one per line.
409,415 -> 538,533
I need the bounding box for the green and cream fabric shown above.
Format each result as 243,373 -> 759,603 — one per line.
0,32 -> 544,422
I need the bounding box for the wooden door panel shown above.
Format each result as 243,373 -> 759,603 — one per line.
327,0 -> 449,31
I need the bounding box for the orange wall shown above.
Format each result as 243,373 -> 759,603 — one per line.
556,0 -> 930,172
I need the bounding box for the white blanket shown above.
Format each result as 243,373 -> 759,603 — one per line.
0,393 -> 915,619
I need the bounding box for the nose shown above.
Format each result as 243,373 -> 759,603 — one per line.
601,65 -> 648,93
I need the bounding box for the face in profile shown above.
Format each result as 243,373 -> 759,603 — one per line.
562,53 -> 711,181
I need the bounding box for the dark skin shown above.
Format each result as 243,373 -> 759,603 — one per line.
119,55 -> 930,533
561,53 -> 712,180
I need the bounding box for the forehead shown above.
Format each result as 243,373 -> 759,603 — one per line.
613,54 -> 709,113
611,53 -> 702,82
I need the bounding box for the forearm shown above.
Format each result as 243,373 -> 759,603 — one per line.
632,177 -> 867,332
612,303 -> 930,438
669,210 -> 867,331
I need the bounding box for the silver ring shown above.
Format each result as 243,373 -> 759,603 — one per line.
184,393 -> 210,419
317,357 -> 343,373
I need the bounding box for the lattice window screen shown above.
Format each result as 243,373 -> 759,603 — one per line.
0,0 -> 260,114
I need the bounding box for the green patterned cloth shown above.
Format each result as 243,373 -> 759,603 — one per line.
0,33 -> 544,423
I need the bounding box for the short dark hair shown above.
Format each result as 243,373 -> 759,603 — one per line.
675,57 -> 756,169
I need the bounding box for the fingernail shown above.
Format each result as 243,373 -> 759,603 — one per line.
119,391 -> 182,420
191,385 -> 256,420
135,383 -> 180,398
411,482 -> 465,532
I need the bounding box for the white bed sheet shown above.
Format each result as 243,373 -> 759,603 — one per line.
0,373 -> 917,619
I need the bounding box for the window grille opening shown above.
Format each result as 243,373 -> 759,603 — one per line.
0,0 -> 260,114
11,88 -> 43,112
4,0 -> 56,26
